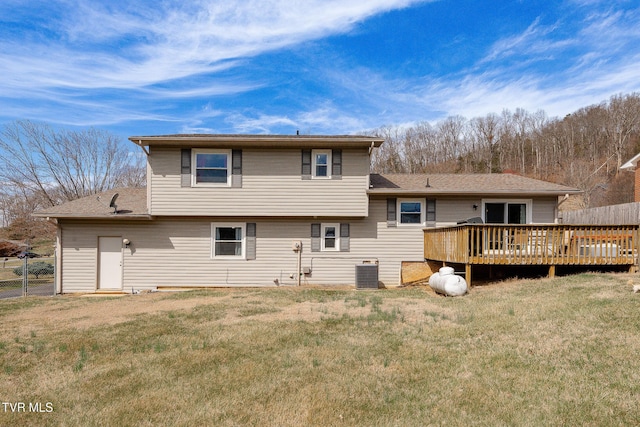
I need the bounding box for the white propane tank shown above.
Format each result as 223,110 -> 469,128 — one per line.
428,266 -> 468,296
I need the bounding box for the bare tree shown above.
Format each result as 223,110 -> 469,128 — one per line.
366,92 -> 640,208
0,120 -> 146,208
435,115 -> 466,167
469,113 -> 501,173
605,93 -> 640,172
371,125 -> 406,173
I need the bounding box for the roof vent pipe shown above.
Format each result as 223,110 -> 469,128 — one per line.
425,178 -> 431,188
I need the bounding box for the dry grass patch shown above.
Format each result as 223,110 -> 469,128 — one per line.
1,274 -> 640,426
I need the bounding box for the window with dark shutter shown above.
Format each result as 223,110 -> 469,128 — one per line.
192,149 -> 232,186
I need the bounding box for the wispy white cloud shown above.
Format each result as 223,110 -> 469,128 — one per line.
1,0 -> 639,136
0,0 -> 426,90
0,0 -> 435,132
206,102 -> 368,135
396,5 -> 640,122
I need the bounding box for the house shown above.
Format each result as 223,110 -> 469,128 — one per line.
35,134 -> 581,293
620,152 -> 640,202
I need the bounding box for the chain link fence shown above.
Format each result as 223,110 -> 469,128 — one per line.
0,255 -> 55,299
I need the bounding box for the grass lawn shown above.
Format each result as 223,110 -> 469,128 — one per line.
1,273 -> 640,426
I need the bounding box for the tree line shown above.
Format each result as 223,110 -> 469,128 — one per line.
370,92 -> 640,208
1,92 -> 640,239
0,120 -> 145,239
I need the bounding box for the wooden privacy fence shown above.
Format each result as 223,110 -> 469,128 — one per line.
561,202 -> 640,225
424,224 -> 639,285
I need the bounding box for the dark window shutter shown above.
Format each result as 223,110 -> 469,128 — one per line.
232,150 -> 242,174
246,222 -> 256,260
231,149 -> 242,188
340,223 -> 350,252
426,198 -> 436,224
387,198 -> 397,227
181,149 -> 191,187
311,223 -> 321,252
301,149 -> 312,179
332,149 -> 342,179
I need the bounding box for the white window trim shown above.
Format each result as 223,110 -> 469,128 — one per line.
312,149 -> 331,179
321,223 -> 340,251
398,199 -> 425,226
192,149 -> 232,187
211,223 -> 246,259
481,199 -> 533,224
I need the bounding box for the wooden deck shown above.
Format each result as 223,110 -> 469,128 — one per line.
424,224 -> 639,286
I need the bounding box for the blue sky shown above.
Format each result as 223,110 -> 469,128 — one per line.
1,0 -> 639,139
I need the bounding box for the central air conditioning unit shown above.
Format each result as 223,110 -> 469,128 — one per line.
355,263 -> 379,289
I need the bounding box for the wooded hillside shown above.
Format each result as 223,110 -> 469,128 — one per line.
370,93 -> 640,208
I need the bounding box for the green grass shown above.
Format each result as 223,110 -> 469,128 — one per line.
1,273 -> 640,426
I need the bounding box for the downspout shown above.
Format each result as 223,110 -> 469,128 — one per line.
132,139 -> 152,216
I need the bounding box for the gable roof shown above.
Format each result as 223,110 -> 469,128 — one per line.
129,134 -> 384,149
34,188 -> 149,219
369,173 -> 581,196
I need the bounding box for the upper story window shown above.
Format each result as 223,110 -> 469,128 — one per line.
312,150 -> 331,178
399,199 -> 425,225
193,149 -> 231,186
301,149 -> 341,180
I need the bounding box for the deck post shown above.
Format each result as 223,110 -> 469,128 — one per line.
465,264 -> 472,287
548,265 -> 556,279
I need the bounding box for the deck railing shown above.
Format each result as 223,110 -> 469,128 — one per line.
424,224 -> 639,267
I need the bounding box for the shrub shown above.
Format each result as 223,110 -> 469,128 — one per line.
13,261 -> 54,278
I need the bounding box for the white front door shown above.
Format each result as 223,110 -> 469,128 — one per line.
98,237 -> 123,290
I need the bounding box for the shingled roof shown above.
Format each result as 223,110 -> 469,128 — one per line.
369,173 -> 581,196
34,174 -> 579,219
34,188 -> 149,219
129,134 -> 384,149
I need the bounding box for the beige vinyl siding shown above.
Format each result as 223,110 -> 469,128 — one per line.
436,197 -> 559,225
59,222 -> 101,293
58,196 -> 562,292
58,204 -> 425,291
532,198 -> 558,223
149,147 -> 370,217
362,199 -> 425,281
434,197 -> 481,226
